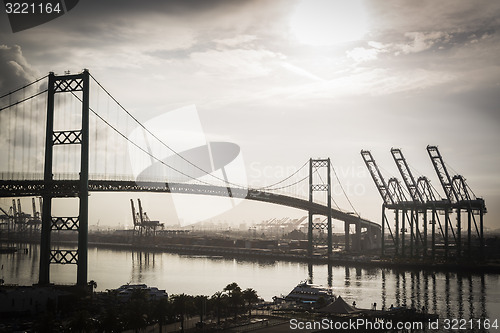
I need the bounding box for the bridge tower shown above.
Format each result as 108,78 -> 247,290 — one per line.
39,70 -> 90,287
307,158 -> 333,257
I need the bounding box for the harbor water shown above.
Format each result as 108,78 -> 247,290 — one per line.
1,243 -> 499,327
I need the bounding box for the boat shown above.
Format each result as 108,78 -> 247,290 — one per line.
114,283 -> 168,302
284,281 -> 335,304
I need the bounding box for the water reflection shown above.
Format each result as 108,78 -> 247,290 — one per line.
327,263 -> 332,287
305,263 -> 493,328
2,242 -> 497,327
381,270 -> 386,310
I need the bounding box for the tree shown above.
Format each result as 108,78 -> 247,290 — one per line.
211,291 -> 226,325
194,295 -> 208,325
151,298 -> 170,333
171,293 -> 194,333
99,289 -> 124,332
88,280 -> 97,302
224,282 -> 244,319
242,288 -> 260,316
126,288 -> 149,333
68,309 -> 93,333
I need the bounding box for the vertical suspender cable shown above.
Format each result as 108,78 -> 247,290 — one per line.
13,102 -> 17,176
28,86 -> 33,175
21,87 -> 26,175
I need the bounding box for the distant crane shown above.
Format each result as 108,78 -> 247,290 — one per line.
27,197 -> 42,233
130,198 -> 164,237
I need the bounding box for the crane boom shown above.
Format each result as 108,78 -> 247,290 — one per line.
130,199 -> 138,226
391,148 -> 423,202
137,198 -> 144,224
32,198 -> 37,219
12,199 -> 17,221
361,150 -> 393,205
426,145 -> 459,203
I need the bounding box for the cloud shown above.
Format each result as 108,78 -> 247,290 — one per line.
395,31 -> 450,55
189,48 -> 281,79
367,0 -> 500,36
0,45 -> 38,91
214,35 -> 258,48
346,47 -> 381,63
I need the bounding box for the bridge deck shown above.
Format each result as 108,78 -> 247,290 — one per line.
0,179 -> 381,230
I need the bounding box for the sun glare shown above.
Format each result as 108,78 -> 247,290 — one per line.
290,0 -> 368,46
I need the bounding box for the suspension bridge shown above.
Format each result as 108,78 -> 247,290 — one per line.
0,70 -> 380,286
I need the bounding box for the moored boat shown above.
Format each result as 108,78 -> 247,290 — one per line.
284,280 -> 335,304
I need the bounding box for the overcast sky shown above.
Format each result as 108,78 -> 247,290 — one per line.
0,0 -> 499,231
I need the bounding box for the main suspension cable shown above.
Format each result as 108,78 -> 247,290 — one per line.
89,74 -> 248,189
330,163 -> 357,214
0,74 -> 48,100
0,89 -> 48,112
70,92 -> 217,187
256,160 -> 309,190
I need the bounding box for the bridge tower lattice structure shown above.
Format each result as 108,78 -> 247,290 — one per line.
39,70 -> 90,286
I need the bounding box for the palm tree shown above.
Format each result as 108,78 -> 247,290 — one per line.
211,291 -> 224,325
126,288 -> 149,333
88,280 -> 97,302
152,298 -> 170,333
98,289 -> 123,332
242,288 -> 259,316
171,293 -> 194,333
224,282 -> 244,319
194,295 -> 208,326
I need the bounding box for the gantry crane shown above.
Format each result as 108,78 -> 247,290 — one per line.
391,148 -> 428,257
361,150 -> 414,256
130,198 -> 164,237
363,146 -> 485,260
416,176 -> 447,257
427,145 -> 486,257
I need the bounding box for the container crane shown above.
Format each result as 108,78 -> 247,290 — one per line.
427,145 -> 486,257
391,148 -> 429,256
130,199 -> 163,237
416,176 -> 446,257
361,150 -> 411,256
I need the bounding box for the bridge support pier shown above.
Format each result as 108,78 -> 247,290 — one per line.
307,158 -> 332,257
39,70 -> 90,287
344,222 -> 350,252
355,222 -> 361,252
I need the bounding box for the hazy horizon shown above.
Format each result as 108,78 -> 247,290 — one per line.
1,0 -> 499,231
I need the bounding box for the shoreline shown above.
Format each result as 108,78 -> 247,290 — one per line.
3,237 -> 500,274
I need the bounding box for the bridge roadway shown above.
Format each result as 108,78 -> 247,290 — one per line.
0,179 -> 380,230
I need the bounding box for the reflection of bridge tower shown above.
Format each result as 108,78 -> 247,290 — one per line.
39,70 -> 89,286
307,158 -> 332,257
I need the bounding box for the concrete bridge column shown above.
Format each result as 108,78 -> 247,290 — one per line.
344,222 -> 350,252
355,222 -> 362,252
